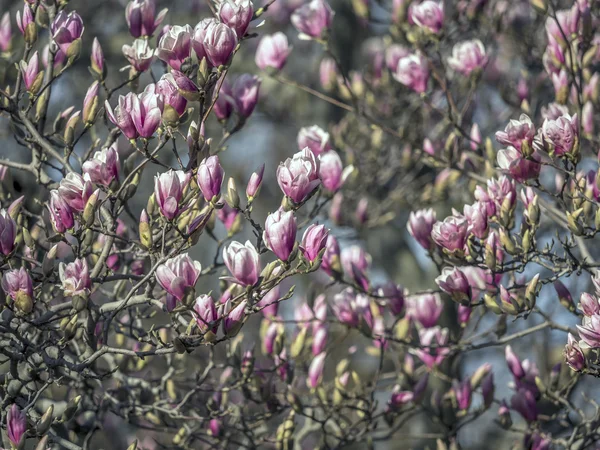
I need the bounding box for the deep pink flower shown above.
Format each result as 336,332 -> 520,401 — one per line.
0,209 -> 17,256
406,293 -> 443,328
321,234 -> 340,275
435,267 -> 471,304
193,294 -> 218,335
48,190 -> 75,233
7,404 -> 26,447
197,155 -> 224,202
407,208 -> 437,249
577,314 -> 600,348
246,164 -> 265,200
132,89 -> 164,138
431,215 -> 468,253
203,22 -> 237,67
318,150 -> 343,192
157,25 -> 192,70
541,113 -> 579,157
0,12 -> 11,52
307,352 -> 326,388
156,254 -> 202,311
153,169 -> 191,220
58,172 -> 94,212
83,145 -> 120,187
291,0 -> 334,40
393,53 -> 429,93
409,1 -> 444,34
232,74 -> 261,118
219,0 -> 254,37
59,258 -> 91,297
2,267 -> 33,301
105,93 -> 138,140
497,147 -> 541,182
300,224 -> 329,262
564,333 -> 585,371
416,326 -> 450,368
51,11 -> 84,57
125,0 -> 167,38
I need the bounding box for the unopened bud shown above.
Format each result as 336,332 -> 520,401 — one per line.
139,209 -> 152,249
62,395 -> 81,421
225,177 -> 240,209
36,405 -> 54,435
82,189 -> 100,227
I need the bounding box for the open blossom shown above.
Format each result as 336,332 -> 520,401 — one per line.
495,114 -> 535,151
223,240 -> 261,286
48,190 -> 75,233
151,75 -> 187,118
497,147 -> 541,182
263,209 -> 297,261
447,40 -> 487,76
277,148 -> 321,203
154,170 -> 191,220
83,145 -> 120,187
431,215 -> 468,253
415,326 -> 450,368
291,0 -> 334,39
197,155 -> 224,202
407,208 -> 436,249
0,209 -> 17,256
409,1 -> 444,34
318,150 -> 343,192
393,53 -> 429,93
157,25 -> 192,70
256,32 -> 291,71
51,11 -> 84,57
59,258 -> 91,297
219,0 -> 254,37
540,113 -> 579,157
58,173 -> 94,212
579,292 -> 600,316
125,0 -> 167,38
406,293 -> 443,328
300,224 -> 329,262
105,93 -> 138,140
463,202 -> 488,239
156,254 -> 202,310
331,288 -> 372,328
122,39 -> 155,72
297,125 -> 332,156
577,314 -> 600,348
193,294 -> 219,335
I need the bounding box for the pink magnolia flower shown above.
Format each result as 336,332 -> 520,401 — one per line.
564,333 -> 585,371
463,202 -> 488,239
263,209 -> 297,261
496,114 -> 536,151
7,404 -> 26,447
246,164 -> 265,200
307,352 -> 326,388
232,74 -> 261,118
541,113 -> 579,157
385,44 -> 410,72
0,12 -> 11,52
51,11 -> 84,57
431,215 -> 468,253
497,147 -> 541,182
435,267 -> 471,304
277,148 -> 321,203
216,203 -> 241,233
255,32 -> 292,71
83,145 -> 120,187
91,37 -> 105,76
197,155 -> 224,202
219,0 -> 254,37
48,190 -> 75,233
407,208 -> 437,249
447,39 -> 487,76
2,267 -> 33,301
291,0 -> 334,40
406,293 -> 443,328
318,150 -> 343,192
341,245 -> 370,279
157,25 -> 192,70
105,93 -> 138,140
223,240 -> 261,286
58,172 -> 94,212
415,326 -> 450,368
122,38 -> 155,73
59,258 -> 91,297
378,282 -> 405,316
153,169 -> 191,220
453,379 -> 472,411
213,78 -> 235,120
577,314 -> 600,348
20,51 -> 41,92
132,89 -> 164,138
193,294 -> 219,335
16,5 -> 34,37
393,53 -> 429,93
579,292 -> 600,316
191,18 -> 218,62
511,388 -> 538,422
297,125 -> 332,156
321,234 -> 340,275
300,224 -> 329,262
156,253 -> 202,310
203,22 -> 237,67
223,299 -> 246,336
0,209 -> 17,256
331,288 -> 372,329
409,1 -> 444,34
125,0 -> 168,38
151,74 -> 188,116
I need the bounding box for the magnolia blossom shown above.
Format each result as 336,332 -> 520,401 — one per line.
318,150 -> 343,192
1,267 -> 33,301
125,0 -> 167,38
156,254 -> 202,310
263,209 -> 297,262
223,241 -> 261,286
297,125 -> 332,156
83,145 -> 120,187
105,93 -> 138,140
415,326 -> 450,368
58,173 -> 94,212
406,293 -> 443,328
48,190 -> 75,233
203,22 -> 238,67
307,352 -> 326,388
255,32 -> 292,71
393,53 -> 429,93
122,38 -> 155,72
435,267 -> 471,304
277,148 -> 321,203
219,0 -> 254,37
540,113 -> 579,157
7,404 -> 26,447
291,0 -> 334,39
154,170 -> 191,220
157,25 -> 192,70
0,209 -> 17,256
409,1 -> 444,34
497,147 -> 541,182
495,114 -> 536,151
59,258 -> 91,297
564,333 -> 585,371
447,40 -> 487,76
300,224 -> 329,262
197,155 -> 224,202
193,294 -> 219,335
431,215 -> 468,253
232,74 -> 261,117
51,11 -> 84,57
407,208 -> 436,249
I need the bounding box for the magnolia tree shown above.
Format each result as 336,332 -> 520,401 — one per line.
1,0 -> 600,448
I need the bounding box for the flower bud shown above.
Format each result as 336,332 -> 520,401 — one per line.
246,164 -> 265,203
